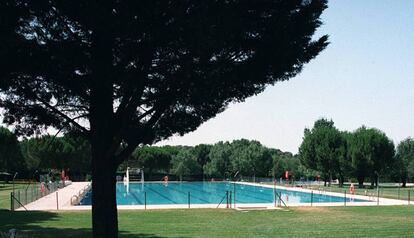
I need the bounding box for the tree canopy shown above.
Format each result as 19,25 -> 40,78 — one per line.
129,145 -> 174,177
0,1 -> 328,237
20,133 -> 91,175
348,126 -> 395,188
170,149 -> 201,181
0,127 -> 25,175
393,138 -> 414,187
230,139 -> 272,177
298,119 -> 348,186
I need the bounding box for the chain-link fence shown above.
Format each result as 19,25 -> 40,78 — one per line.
10,181 -> 62,211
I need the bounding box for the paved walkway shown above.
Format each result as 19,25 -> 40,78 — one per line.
18,182 -> 90,211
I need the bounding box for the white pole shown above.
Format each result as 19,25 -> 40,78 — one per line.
126,167 -> 130,182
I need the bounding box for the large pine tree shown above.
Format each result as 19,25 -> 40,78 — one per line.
0,1 -> 328,237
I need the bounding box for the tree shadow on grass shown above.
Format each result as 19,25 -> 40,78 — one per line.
0,210 -> 177,238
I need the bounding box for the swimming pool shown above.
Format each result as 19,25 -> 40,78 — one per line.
79,182 -> 367,205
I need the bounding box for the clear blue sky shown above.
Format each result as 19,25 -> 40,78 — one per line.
158,0 -> 414,153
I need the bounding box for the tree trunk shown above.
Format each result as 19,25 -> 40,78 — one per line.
90,111 -> 119,238
89,76 -> 118,238
88,20 -> 122,237
357,177 -> 364,188
338,175 -> 344,188
402,181 -> 407,188
328,173 -> 332,187
92,156 -> 118,238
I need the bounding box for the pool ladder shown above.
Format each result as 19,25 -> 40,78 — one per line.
70,183 -> 91,205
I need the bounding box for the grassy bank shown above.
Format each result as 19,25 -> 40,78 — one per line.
1,183 -> 414,237
1,206 -> 414,237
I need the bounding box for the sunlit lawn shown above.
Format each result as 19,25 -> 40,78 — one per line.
0,182 -> 28,210
1,182 -> 414,237
1,206 -> 414,238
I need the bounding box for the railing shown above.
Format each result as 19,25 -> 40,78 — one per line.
10,181 -> 62,211
70,183 -> 91,205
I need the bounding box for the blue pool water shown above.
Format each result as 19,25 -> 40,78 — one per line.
79,182 -> 367,205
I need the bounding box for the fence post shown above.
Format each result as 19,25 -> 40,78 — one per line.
398,187 -> 400,200
344,190 -> 346,206
11,192 -> 14,211
188,192 -> 190,209
144,191 -> 147,210
233,183 -> 236,209
279,192 -> 282,207
56,192 -> 59,210
311,191 -> 313,207
377,189 -> 380,205
226,191 -> 229,208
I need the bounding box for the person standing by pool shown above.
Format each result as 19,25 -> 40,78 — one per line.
349,183 -> 355,195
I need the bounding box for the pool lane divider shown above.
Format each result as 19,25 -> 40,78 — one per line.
186,182 -> 271,203
184,182 -> 263,205
157,183 -> 210,204
130,191 -> 143,205
146,185 -> 178,204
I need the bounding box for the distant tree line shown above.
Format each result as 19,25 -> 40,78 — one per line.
1,126 -> 310,182
122,139 -> 312,181
298,118 -> 414,188
1,122 -> 414,187
0,127 -> 90,180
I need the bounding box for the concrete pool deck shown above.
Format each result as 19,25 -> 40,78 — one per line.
17,182 -> 90,211
18,181 -> 410,211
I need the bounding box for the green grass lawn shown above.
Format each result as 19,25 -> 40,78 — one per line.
0,182 -> 28,210
1,183 -> 414,237
1,206 -> 414,237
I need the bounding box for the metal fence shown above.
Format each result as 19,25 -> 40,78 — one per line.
135,188 -> 287,209
10,181 -> 62,211
239,176 -> 414,205
102,181 -> 289,209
